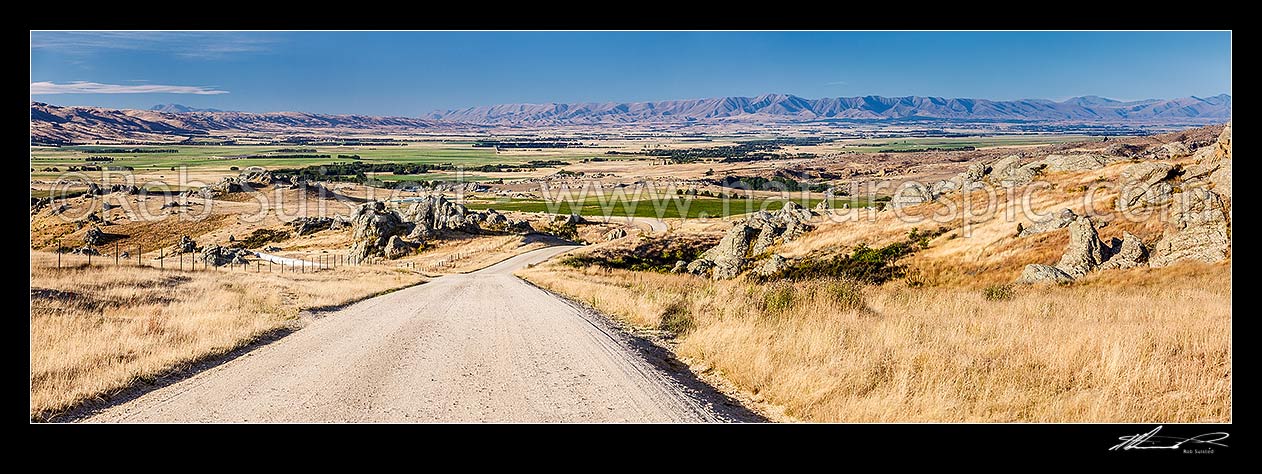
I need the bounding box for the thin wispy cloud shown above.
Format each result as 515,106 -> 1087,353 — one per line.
31,81 -> 229,95
825,80 -> 849,86
30,31 -> 279,59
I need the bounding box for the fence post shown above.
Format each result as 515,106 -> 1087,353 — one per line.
88,251 -> 92,266
180,252 -> 184,271
115,242 -> 119,265
160,248 -> 164,270
136,245 -> 141,267
57,239 -> 62,269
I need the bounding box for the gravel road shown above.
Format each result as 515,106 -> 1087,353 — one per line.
82,246 -> 756,423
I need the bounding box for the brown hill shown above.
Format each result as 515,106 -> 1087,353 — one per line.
30,102 -> 446,144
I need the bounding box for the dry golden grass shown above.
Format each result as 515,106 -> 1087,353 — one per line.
29,251 -> 426,421
519,262 -> 1230,422
519,155 -> 1231,422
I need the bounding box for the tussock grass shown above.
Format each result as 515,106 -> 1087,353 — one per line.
29,252 -> 425,421
521,262 -> 1230,422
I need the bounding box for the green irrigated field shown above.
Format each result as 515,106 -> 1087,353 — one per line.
28,142 -> 618,179
463,195 -> 869,219
833,134 -> 1102,153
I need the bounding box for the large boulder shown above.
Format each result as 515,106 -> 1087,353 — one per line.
83,226 -> 105,246
685,259 -> 714,276
199,245 -> 248,266
347,201 -> 408,261
1148,189 -> 1229,267
1184,123 -> 1232,201
1054,216 -> 1107,278
1153,142 -> 1192,159
752,254 -> 789,278
291,217 -> 334,235
1098,232 -> 1149,271
1017,208 -> 1078,237
1117,162 -> 1175,210
1016,264 -> 1074,285
988,156 -> 1044,188
399,195 -> 479,239
688,204 -> 815,279
889,182 -> 935,209
178,235 -> 197,253
383,235 -> 416,259
507,219 -> 534,234
702,221 -> 760,279
86,183 -> 104,196
1039,154 -> 1116,173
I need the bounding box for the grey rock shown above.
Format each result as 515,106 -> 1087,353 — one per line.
347,201 -> 408,261
399,195 -> 479,239
1054,216 -> 1107,278
685,259 -> 714,276
671,260 -> 688,273
507,219 -> 534,234
83,226 -> 105,246
86,183 -> 104,196
988,155 -> 1044,188
383,235 -> 416,260
291,217 -> 334,235
604,228 -> 628,241
752,254 -> 789,277
889,182 -> 935,209
1016,264 -> 1074,284
1117,162 -> 1175,210
178,235 -> 197,253
1098,232 -> 1149,271
1148,189 -> 1230,267
1039,154 -> 1116,173
1018,208 -> 1078,237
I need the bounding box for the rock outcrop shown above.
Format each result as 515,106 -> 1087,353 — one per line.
685,204 -> 813,279
291,217 -> 335,235
1038,154 -> 1116,173
1055,216 -> 1108,278
988,156 -> 1045,188
604,228 -> 627,241
1184,122 -> 1232,200
200,245 -> 250,266
1098,232 -> 1149,270
178,235 -> 197,253
752,254 -> 789,277
83,226 -> 105,246
347,201 -> 408,261
1117,162 -> 1175,210
507,219 -> 534,234
398,195 -> 479,239
1148,189 -> 1229,267
1017,215 -> 1152,284
383,235 -> 416,259
889,182 -> 936,209
1017,208 -> 1078,237
1015,264 -> 1074,285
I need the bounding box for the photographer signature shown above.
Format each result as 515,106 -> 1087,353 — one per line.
1110,426 -> 1229,451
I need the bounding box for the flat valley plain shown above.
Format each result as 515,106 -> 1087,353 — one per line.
29,120 -> 1231,422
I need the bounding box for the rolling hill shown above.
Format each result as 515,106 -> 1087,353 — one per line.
30,102 -> 444,144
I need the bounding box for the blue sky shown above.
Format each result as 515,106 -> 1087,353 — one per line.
30,31 -> 1231,116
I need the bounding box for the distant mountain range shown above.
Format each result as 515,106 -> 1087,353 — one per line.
30,102 -> 441,144
149,103 -> 224,113
31,93 -> 1232,143
426,93 -> 1232,125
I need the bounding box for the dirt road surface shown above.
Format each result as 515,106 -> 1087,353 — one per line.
81,246 -> 757,423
